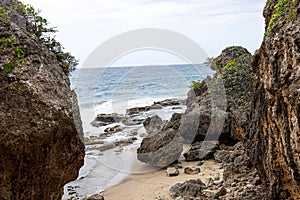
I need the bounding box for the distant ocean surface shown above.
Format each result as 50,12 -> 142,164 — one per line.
63,64 -> 213,199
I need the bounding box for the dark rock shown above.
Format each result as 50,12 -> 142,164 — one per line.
215,186 -> 226,197
245,1 -> 300,198
104,125 -> 122,134
183,141 -> 219,161
166,167 -> 179,177
97,113 -> 123,122
143,115 -> 164,135
184,167 -> 201,175
137,128 -> 183,167
169,179 -> 207,199
0,1 -> 85,199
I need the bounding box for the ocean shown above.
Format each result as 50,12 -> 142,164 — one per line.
63,64 -> 213,199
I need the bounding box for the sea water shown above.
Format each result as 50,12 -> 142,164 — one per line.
62,64 -> 213,199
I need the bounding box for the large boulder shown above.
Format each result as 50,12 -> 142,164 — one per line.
137,128 -> 183,167
245,1 -> 300,199
0,1 -> 84,199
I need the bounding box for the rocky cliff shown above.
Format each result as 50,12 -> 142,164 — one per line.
245,0 -> 300,199
0,1 -> 85,199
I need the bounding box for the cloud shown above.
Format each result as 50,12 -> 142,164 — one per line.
23,0 -> 265,66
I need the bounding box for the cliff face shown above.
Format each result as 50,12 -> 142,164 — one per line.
245,0 -> 300,199
0,1 -> 85,199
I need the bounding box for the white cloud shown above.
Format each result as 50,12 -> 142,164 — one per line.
22,0 -> 265,66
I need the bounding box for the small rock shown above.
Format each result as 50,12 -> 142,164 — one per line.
166,167 -> 179,177
84,194 -> 104,200
184,166 -> 200,175
172,106 -> 182,110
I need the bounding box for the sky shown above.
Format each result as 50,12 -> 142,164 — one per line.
23,0 -> 265,67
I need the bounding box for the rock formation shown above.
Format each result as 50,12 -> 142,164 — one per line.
0,1 -> 85,199
137,128 -> 183,167
191,46 -> 253,143
245,0 -> 300,199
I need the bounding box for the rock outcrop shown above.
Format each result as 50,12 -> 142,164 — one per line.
245,0 -> 300,199
0,1 -> 85,199
180,46 -> 253,146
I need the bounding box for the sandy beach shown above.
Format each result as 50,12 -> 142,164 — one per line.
104,146 -> 223,200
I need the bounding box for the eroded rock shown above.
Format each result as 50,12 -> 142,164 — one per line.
137,128 -> 183,167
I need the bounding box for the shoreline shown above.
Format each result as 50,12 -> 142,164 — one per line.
103,146 -> 223,200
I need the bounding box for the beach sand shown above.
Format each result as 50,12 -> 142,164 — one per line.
104,146 -> 223,200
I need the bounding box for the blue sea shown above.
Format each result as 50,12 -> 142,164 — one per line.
63,64 -> 213,199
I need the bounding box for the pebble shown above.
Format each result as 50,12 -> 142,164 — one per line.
166,167 -> 179,177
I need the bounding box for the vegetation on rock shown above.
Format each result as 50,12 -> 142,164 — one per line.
266,0 -> 298,32
0,0 -> 78,75
192,46 -> 253,107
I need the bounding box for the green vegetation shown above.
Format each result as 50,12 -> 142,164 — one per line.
0,6 -> 11,24
0,36 -> 27,73
266,0 -> 298,32
0,1 -> 78,75
190,80 -> 205,91
192,46 -> 253,106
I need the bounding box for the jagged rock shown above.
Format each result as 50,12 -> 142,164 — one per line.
143,115 -> 164,135
245,1 -> 300,198
137,128 -> 183,167
183,141 -> 219,161
169,179 -> 207,199
184,167 -> 201,175
166,167 -> 179,177
163,113 -> 182,131
214,150 -> 231,164
0,1 -> 85,199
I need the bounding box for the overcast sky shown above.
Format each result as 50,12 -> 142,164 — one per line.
23,0 -> 265,67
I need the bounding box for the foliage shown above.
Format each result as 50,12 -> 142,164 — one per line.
201,46 -> 253,106
1,1 -> 78,75
0,6 -> 11,24
267,0 -> 298,32
18,2 -> 78,75
190,80 -> 205,91
0,36 -> 27,73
